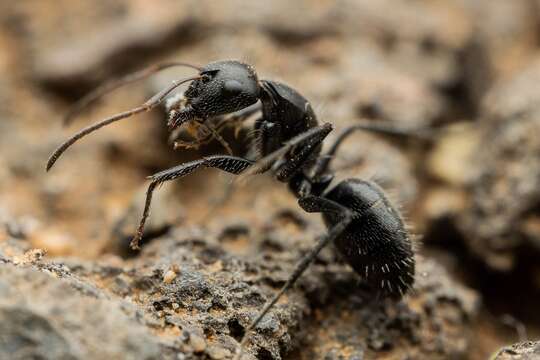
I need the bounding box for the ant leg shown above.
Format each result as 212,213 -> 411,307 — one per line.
236,123 -> 333,183
172,133 -> 214,150
313,121 -> 434,177
150,155 -> 254,183
273,126 -> 331,182
226,103 -> 262,124
181,121 -> 234,155
234,195 -> 353,360
209,104 -> 262,140
64,61 -> 201,126
46,75 -> 201,171
170,103 -> 262,149
130,155 -> 255,249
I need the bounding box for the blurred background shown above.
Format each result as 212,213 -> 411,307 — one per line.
1,0 -> 540,359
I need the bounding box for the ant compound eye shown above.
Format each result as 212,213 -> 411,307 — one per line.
200,70 -> 219,84
188,62 -> 258,117
223,79 -> 243,95
201,74 -> 211,83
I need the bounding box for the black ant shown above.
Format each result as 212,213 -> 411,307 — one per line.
46,60 -> 418,358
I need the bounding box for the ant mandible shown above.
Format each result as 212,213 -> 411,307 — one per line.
46,60 -> 416,358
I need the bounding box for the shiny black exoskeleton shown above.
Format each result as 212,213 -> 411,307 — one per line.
167,61 -> 261,129
46,59 -> 417,357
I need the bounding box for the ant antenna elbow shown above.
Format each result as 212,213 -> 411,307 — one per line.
46,75 -> 200,171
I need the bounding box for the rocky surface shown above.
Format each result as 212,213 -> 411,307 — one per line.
0,262 -> 162,360
1,215 -> 478,359
457,59 -> 540,271
493,341 -> 540,360
1,0 -> 540,359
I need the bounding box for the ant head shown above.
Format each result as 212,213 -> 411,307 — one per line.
169,60 -> 260,129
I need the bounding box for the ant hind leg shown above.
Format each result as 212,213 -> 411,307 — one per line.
313,121 -> 434,178
234,195 -> 353,359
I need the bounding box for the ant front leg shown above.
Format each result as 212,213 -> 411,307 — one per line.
172,104 -> 263,155
226,103 -> 262,138
130,155 -> 256,249
234,195 -> 353,360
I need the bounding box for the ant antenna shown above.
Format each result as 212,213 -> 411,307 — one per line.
63,62 -> 202,126
46,75 -> 201,171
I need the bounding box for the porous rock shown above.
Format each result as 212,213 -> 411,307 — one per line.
1,207 -> 479,360
0,251 -> 162,359
458,58 -> 540,270
493,341 -> 540,360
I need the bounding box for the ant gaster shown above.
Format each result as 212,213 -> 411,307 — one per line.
46,60 -> 416,358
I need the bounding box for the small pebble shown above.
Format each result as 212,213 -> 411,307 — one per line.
207,345 -> 231,359
190,334 -> 206,353
163,269 -> 177,284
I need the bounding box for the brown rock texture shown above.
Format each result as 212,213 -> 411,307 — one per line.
493,341 -> 540,360
1,219 -> 478,359
1,0 -> 540,359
